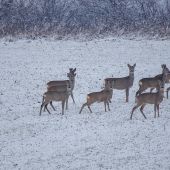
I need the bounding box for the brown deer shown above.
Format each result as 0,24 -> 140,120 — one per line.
47,68 -> 76,103
104,64 -> 136,102
136,65 -> 168,96
161,65 -> 170,98
39,85 -> 71,116
130,81 -> 165,120
45,83 -> 70,110
79,83 -> 113,114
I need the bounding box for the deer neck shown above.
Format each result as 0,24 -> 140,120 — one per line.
162,72 -> 168,83
69,78 -> 75,90
129,71 -> 134,81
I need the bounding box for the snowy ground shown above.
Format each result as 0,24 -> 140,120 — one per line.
0,37 -> 170,170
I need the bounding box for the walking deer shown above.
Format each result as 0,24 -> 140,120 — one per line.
136,65 -> 168,96
47,68 -> 76,103
104,64 -> 136,102
130,81 -> 165,120
79,83 -> 113,114
39,85 -> 71,116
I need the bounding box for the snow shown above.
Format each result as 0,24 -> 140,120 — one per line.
0,37 -> 170,170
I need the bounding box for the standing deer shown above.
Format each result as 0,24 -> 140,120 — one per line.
39,85 -> 71,116
104,64 -> 136,102
161,65 -> 170,98
79,83 -> 113,114
47,68 -> 76,103
136,65 -> 169,96
45,83 -> 70,110
130,81 -> 165,120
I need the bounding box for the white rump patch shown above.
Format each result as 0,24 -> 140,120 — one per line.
139,81 -> 142,85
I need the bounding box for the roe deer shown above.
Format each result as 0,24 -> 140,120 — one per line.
79,83 -> 113,114
161,65 -> 170,98
47,68 -> 76,87
47,83 -> 70,109
104,64 -> 136,102
130,81 -> 164,120
39,86 -> 71,116
47,68 -> 76,103
136,65 -> 168,96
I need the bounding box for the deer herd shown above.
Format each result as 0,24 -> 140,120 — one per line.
40,64 -> 170,120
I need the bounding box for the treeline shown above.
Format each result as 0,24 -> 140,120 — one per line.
0,0 -> 170,38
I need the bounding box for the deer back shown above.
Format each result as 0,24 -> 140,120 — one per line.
47,84 -> 68,92
136,80 -> 164,105
105,64 -> 135,90
44,91 -> 69,102
139,78 -> 160,88
105,76 -> 133,90
87,89 -> 111,104
47,80 -> 69,87
136,93 -> 161,105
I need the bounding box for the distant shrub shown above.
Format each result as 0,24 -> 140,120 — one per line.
0,0 -> 170,38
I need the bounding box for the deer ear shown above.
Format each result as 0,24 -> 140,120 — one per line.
127,64 -> 130,67
74,73 -> 76,76
161,64 -> 166,68
73,68 -> 76,72
134,63 -> 136,67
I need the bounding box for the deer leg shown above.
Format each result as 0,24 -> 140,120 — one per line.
65,97 -> 68,110
107,101 -> 110,111
50,101 -> 55,111
167,87 -> 170,99
45,104 -> 51,114
43,102 -> 48,112
150,88 -> 155,93
71,92 -> 75,104
136,86 -> 145,96
126,88 -> 129,102
157,104 -> 160,117
79,103 -> 87,114
41,96 -> 45,104
136,86 -> 142,96
88,105 -> 93,113
130,103 -> 141,120
61,100 -> 65,115
39,102 -> 45,116
43,104 -> 46,112
140,104 -> 147,119
104,101 -> 107,112
154,104 -> 157,118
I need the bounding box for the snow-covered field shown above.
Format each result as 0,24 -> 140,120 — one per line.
0,37 -> 170,170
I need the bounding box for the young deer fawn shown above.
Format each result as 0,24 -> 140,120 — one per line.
130,81 -> 165,120
136,65 -> 168,96
79,83 -> 113,114
39,85 -> 71,116
47,68 -> 76,103
104,64 -> 136,102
